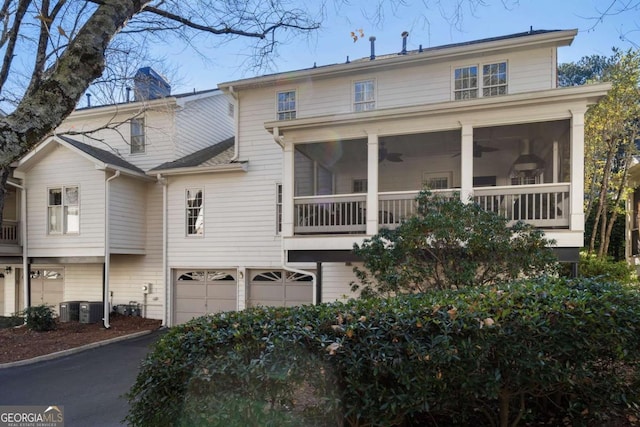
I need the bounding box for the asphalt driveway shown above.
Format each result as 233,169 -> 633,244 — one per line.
0,329 -> 164,426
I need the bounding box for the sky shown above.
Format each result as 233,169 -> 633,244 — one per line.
155,0 -> 640,95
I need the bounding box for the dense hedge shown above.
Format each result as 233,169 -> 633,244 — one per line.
126,278 -> 640,427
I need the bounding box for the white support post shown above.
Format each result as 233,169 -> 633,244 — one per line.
460,123 -> 474,203
570,109 -> 586,232
367,133 -> 379,235
282,143 -> 295,237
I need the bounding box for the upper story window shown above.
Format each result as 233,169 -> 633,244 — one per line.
454,66 -> 478,100
48,186 -> 79,234
130,117 -> 145,154
186,188 -> 204,236
354,79 -> 375,112
277,90 -> 296,120
454,62 -> 507,100
482,62 -> 508,96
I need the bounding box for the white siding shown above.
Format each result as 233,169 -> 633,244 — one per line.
109,183 -> 164,320
25,145 -> 105,257
109,176 -> 147,253
175,93 -> 235,156
59,263 -> 103,302
321,262 -> 360,303
58,106 -> 176,171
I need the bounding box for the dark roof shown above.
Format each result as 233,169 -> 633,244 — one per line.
57,136 -> 145,174
150,137 -> 235,171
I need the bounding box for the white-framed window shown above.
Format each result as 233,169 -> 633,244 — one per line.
454,66 -> 479,100
482,62 -> 508,96
454,61 -> 507,100
277,90 -> 296,120
130,117 -> 145,154
276,183 -> 283,234
354,79 -> 375,112
48,186 -> 79,234
423,172 -> 452,190
186,188 -> 204,236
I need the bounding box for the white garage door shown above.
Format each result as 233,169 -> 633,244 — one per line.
248,270 -> 313,308
174,270 -> 237,325
30,269 -> 64,315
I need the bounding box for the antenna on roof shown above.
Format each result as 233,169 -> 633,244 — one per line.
369,36 -> 376,60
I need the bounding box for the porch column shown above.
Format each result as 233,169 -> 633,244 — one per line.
366,133 -> 379,235
570,109 -> 586,232
460,123 -> 474,202
282,142 -> 295,237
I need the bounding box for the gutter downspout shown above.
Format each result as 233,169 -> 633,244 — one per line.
269,127 -> 319,303
228,85 -> 240,162
104,170 -> 121,328
157,174 -> 168,326
8,181 -> 28,312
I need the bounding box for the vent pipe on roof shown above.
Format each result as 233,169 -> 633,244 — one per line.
346,56 -> 350,64
126,87 -> 131,102
401,31 -> 409,54
419,44 -> 423,53
86,93 -> 91,107
369,36 -> 376,60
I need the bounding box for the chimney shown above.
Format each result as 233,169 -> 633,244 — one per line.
134,67 -> 171,101
369,36 -> 376,60
401,31 -> 409,55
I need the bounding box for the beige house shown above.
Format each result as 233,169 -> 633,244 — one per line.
0,29 -> 610,326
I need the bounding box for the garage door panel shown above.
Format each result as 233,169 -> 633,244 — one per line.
206,298 -> 237,313
285,284 -> 312,301
175,298 -> 206,313
206,283 -> 236,300
248,270 -> 313,308
176,283 -> 205,299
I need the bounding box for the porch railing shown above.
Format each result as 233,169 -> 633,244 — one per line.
293,183 -> 570,235
0,220 -> 19,244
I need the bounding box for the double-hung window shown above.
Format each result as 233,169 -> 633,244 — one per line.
186,188 -> 204,236
354,79 -> 375,112
277,90 -> 296,120
454,62 -> 507,100
482,62 -> 507,96
48,186 -> 79,234
130,117 -> 145,154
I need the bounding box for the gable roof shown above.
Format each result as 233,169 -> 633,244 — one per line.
15,135 -> 150,179
219,29 -> 576,90
150,137 -> 247,175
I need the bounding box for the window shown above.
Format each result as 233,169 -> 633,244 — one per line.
277,90 -> 296,120
130,117 -> 145,154
454,62 -> 507,100
48,186 -> 79,234
276,183 -> 283,234
186,188 -> 204,236
423,172 -> 452,190
482,62 -> 507,96
354,79 -> 375,112
353,179 -> 368,193
454,66 -> 478,100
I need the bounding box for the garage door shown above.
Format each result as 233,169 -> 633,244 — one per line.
248,270 -> 313,308
174,270 -> 237,324
30,269 -> 64,315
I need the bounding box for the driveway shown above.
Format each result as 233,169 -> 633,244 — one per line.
0,329 -> 164,426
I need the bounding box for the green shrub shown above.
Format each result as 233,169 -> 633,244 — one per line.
0,315 -> 24,329
22,304 -> 56,332
126,278 -> 640,427
579,250 -> 635,283
352,190 -> 558,296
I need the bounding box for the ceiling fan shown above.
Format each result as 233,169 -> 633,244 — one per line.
379,141 -> 403,163
453,141 -> 499,158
